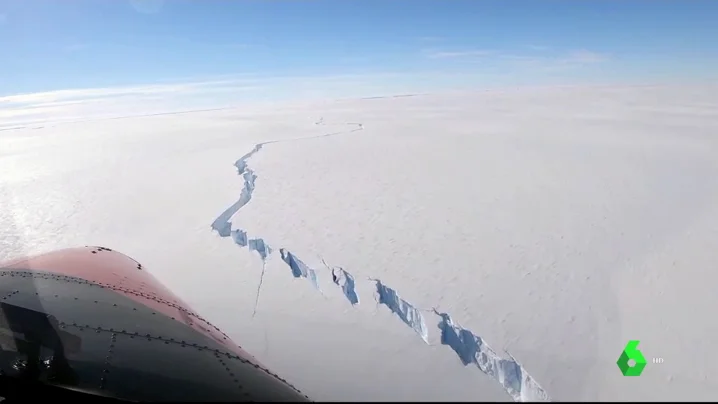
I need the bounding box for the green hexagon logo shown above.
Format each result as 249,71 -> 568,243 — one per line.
617,340 -> 647,376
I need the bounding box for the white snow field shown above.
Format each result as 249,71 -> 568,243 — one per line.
2,84 -> 718,401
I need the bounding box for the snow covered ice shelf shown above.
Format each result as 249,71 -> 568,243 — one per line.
2,85 -> 718,401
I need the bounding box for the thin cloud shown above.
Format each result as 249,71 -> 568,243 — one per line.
0,72 -> 439,128
424,49 -> 494,59
418,36 -> 444,43
0,55 -> 614,130
0,79 -> 263,107
425,46 -> 610,69
65,43 -> 90,52
561,49 -> 610,64
338,55 -> 372,64
0,80 -> 265,129
498,49 -> 611,72
218,43 -> 251,50
528,45 -> 550,51
129,0 -> 165,14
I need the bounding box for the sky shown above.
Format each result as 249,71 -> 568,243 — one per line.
2,0 -> 718,125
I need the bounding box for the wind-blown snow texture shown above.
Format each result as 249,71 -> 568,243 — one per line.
210,118 -> 550,402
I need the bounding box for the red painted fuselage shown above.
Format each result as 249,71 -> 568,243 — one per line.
0,246 -> 310,402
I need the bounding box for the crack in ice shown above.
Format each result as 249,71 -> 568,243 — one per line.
210,117 -> 550,402
210,119 -> 363,312
328,264 -> 360,306
433,309 -> 550,402
372,279 -> 429,344
279,248 -> 321,291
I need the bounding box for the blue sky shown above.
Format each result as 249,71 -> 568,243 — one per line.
1,0 -> 718,124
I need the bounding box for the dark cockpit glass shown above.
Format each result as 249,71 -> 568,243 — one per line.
0,268 -> 309,402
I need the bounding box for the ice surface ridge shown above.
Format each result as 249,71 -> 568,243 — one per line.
210,118 -> 550,402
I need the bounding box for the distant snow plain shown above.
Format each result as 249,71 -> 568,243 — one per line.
1,84 -> 717,401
